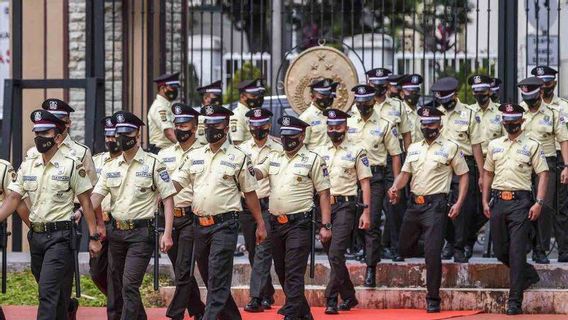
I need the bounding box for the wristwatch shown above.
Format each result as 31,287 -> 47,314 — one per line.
536,198 -> 545,206
323,223 -> 333,231
89,233 -> 101,241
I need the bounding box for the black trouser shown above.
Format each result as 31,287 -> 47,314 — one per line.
89,223 -> 111,296
532,156 -> 558,253
382,154 -> 406,255
490,192 -> 538,307
166,213 -> 205,319
556,152 -> 568,256
239,199 -> 275,300
29,229 -> 75,320
107,226 -> 154,320
324,201 -> 357,302
195,216 -> 241,320
365,166 -> 386,266
400,195 -> 448,304
272,213 -> 312,318
445,155 -> 479,255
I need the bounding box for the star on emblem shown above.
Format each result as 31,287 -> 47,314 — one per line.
328,110 -> 336,118
506,104 -> 513,112
34,111 -> 42,121
49,100 -> 58,110
205,106 -> 214,115
116,113 -> 125,123
175,105 -> 182,114
254,109 -> 262,117
282,117 -> 290,126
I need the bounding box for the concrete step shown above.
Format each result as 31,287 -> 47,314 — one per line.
159,285 -> 568,314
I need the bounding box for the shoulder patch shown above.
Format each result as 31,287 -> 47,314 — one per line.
159,170 -> 171,182
78,168 -> 86,177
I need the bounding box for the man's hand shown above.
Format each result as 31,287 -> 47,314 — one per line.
529,203 -> 542,221
160,233 -> 173,253
255,221 -> 267,244
96,222 -> 107,241
482,203 -> 491,219
358,210 -> 371,230
448,203 -> 462,220
72,208 -> 83,223
319,227 -> 331,243
89,239 -> 102,258
561,167 -> 568,184
387,186 -> 399,204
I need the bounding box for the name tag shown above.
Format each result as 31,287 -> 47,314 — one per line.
348,128 -> 357,133
163,157 -> 176,163
96,168 -> 102,174
192,160 -> 205,165
107,172 -> 121,178
23,176 -> 37,181
388,110 -> 401,117
51,175 -> 70,181
322,155 -> 330,161
341,154 -> 355,161
136,172 -> 152,178
370,129 -> 383,136
434,151 -> 449,158
454,119 -> 469,126
517,147 -> 531,157
492,147 -> 504,154
408,150 -> 420,156
311,120 -> 322,126
294,163 -> 311,169
538,119 -> 552,126
269,162 -> 280,167
220,161 -> 236,168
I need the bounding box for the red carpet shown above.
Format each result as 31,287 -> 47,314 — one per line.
0,306 -> 481,319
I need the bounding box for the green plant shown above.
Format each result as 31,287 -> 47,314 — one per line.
223,62 -> 272,104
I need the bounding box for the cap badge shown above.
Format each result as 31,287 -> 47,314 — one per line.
205,106 -> 214,115
174,105 -> 182,115
435,92 -> 441,98
116,113 -> 125,123
537,67 -> 544,75
506,105 -> 513,112
521,85 -> 528,92
105,118 -> 112,127
412,75 -> 419,83
328,110 -> 336,118
49,100 -> 58,110
357,87 -> 366,94
254,109 -> 262,117
34,111 -> 42,121
473,75 -> 481,84
423,108 -> 430,117
282,117 -> 290,126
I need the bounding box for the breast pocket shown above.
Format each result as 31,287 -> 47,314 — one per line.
51,181 -> 72,203
218,167 -> 236,187
338,161 -> 356,179
291,167 -> 310,185
513,154 -> 533,173
135,177 -> 154,198
23,181 -> 38,193
107,177 -> 122,189
429,156 -> 449,172
536,120 -> 554,138
268,165 -> 280,176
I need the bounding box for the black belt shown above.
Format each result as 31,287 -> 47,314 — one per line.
196,211 -> 239,227
30,221 -> 72,233
492,190 -> 532,201
331,195 -> 357,205
113,218 -> 154,231
410,193 -> 447,205
370,165 -> 385,174
174,206 -> 193,218
271,211 -> 312,225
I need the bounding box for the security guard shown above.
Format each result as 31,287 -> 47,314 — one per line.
347,84 -> 402,287
158,103 -> 205,320
240,108 -> 281,313
518,76 -> 568,264
482,103 -> 547,315
465,74 -> 504,258
431,77 -> 483,263
490,77 -> 502,103
172,105 -> 266,320
314,109 -> 372,314
532,66 -> 568,263
195,80 -> 223,146
400,74 -> 424,143
388,105 -> 469,313
254,115 -> 332,320
231,79 -> 266,145
0,109 -> 102,320
148,72 -> 180,153
387,73 -> 406,101
299,78 -> 336,150
91,111 -> 176,320
0,159 -> 15,207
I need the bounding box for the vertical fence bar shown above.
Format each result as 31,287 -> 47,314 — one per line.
182,0 -> 188,102
360,0 -> 365,68
200,2 -> 204,86
558,1 -> 561,93
220,1 -> 224,89
229,0 -> 234,102
130,0 -> 135,112
412,0 -> 416,73
432,0 -> 437,81
381,0 -> 384,66
260,0 -> 264,79
240,0 -> 244,80
249,0 -> 254,78
525,0 -> 529,77
546,0 -> 550,65
210,0 -> 214,83
536,0 -> 540,66
141,0 -> 146,142
371,0 -> 375,67
475,0 -> 479,70
320,0 -> 324,39
487,0 -> 491,74
402,0 -> 406,73
330,0 -> 334,40
464,0 -> 469,101
422,1 -> 426,95
340,0 -> 345,44
43,0 -> 47,99
442,1 -> 447,71
351,0 -> 355,52
390,0 -> 394,69
453,0 -> 457,69
170,0 -> 174,72
190,1 -> 195,105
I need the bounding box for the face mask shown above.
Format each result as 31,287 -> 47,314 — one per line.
404,93 -> 420,106
165,87 -> 179,101
210,95 -> 222,106
34,136 -> 56,154
490,94 -> 499,103
246,96 -> 264,109
474,94 -> 490,106
373,86 -> 387,97
421,127 -> 440,140
441,99 -> 456,110
503,122 -> 522,134
327,131 -> 345,143
543,86 -> 555,98
175,129 -> 193,143
315,96 -> 334,109
105,141 -> 120,154
357,104 -> 374,117
205,126 -> 225,143
251,128 -> 269,140
281,135 -> 301,152
118,135 -> 137,151
523,97 -> 540,108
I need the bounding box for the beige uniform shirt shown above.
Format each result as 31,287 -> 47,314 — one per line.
313,142 -> 372,196
195,106 -> 209,146
404,102 -> 422,143
347,109 -> 402,166
239,137 -> 283,199
352,98 -> 411,138
469,101 -> 504,156
402,137 -> 469,195
148,94 -> 175,149
158,142 -> 203,208
484,133 -> 548,191
92,152 -> 117,213
173,139 -> 258,216
299,103 -> 330,150
9,150 -> 92,223
0,160 -> 16,205
520,101 -> 568,157
230,102 -> 252,143
543,95 -> 568,151
27,135 -> 97,185
256,145 -> 331,215
438,100 -> 480,156
93,148 -> 176,221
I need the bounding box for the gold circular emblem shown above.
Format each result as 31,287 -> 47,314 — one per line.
285,46 -> 359,114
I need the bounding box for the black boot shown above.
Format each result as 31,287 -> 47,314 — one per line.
338,297 -> 359,311
261,296 -> 274,310
453,250 -> 469,263
506,305 -> 523,315
67,297 -> 79,320
464,245 -> 473,259
324,298 -> 339,314
364,266 -> 376,287
532,251 -> 550,264
426,301 -> 440,313
244,297 -> 264,312
441,243 -> 454,260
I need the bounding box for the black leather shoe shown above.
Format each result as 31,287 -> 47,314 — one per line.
464,245 -> 473,259
392,254 -> 405,262
244,297 -> 264,312
506,305 -> 523,315
193,313 -> 204,320
338,297 -> 359,311
532,251 -> 550,264
67,297 -> 79,320
382,248 -> 394,260
364,266 -> 376,287
442,243 -> 454,260
453,251 -> 469,263
426,302 -> 440,313
261,297 -> 274,310
558,254 -> 568,263
325,300 -> 339,315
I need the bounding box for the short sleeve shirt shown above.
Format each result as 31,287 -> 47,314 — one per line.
299,103 -> 330,150
0,159 -> 16,205
520,101 -> 568,157
158,142 -> 203,208
92,152 -> 116,212
229,103 -> 252,143
148,94 -> 175,149
543,96 -> 568,151
404,102 -> 423,143
469,101 -> 504,156
439,100 -> 480,156
238,137 -> 283,199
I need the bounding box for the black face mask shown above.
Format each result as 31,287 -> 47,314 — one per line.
373,86 -> 387,97
281,135 -> 301,152
441,99 -> 457,111
175,129 -> 193,143
34,136 -> 56,154
205,126 -> 225,143
543,86 -> 555,98
490,94 -> 499,103
474,94 -> 490,106
209,95 -> 222,106
251,128 -> 269,140
404,93 -> 420,106
315,97 -> 334,109
503,122 -> 522,134
524,97 -> 540,108
165,87 -> 179,101
421,127 -> 440,141
327,131 -> 345,143
357,104 -> 374,117
246,96 -> 264,109
105,141 -> 120,154
118,135 -> 137,151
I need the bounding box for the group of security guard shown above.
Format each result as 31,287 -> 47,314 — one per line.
0,63 -> 567,319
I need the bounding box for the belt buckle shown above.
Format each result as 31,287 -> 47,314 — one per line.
174,208 -> 184,218
501,191 -> 514,201
198,216 -> 215,227
116,220 -> 133,230
330,196 -> 336,205
415,195 -> 425,205
277,215 -> 289,224
32,222 -> 46,233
